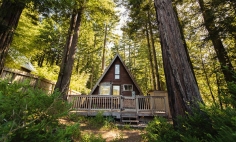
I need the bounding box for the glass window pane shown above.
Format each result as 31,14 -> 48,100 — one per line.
115,75 -> 120,79
100,85 -> 110,95
113,86 -> 120,95
115,64 -> 120,74
123,84 -> 133,91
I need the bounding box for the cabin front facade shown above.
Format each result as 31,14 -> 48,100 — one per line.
68,54 -> 170,123
90,54 -> 142,97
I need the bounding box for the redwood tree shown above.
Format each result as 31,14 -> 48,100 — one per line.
154,0 -> 203,125
54,7 -> 84,100
0,0 -> 25,74
197,0 -> 236,100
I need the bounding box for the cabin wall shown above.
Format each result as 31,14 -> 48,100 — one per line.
93,58 -> 140,96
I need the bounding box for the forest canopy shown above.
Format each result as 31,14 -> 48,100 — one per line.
0,0 -> 235,115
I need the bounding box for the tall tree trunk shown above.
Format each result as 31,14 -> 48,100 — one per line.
101,24 -> 108,72
55,8 -> 83,100
200,47 -> 216,105
154,0 -> 203,126
173,4 -> 198,86
0,0 -> 25,74
198,0 -> 236,88
147,10 -> 161,90
145,22 -> 156,90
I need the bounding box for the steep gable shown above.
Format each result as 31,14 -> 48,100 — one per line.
89,54 -> 143,96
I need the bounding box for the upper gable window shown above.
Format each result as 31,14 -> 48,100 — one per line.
115,64 -> 120,79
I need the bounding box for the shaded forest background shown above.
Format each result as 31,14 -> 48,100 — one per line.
1,0 -> 236,107
1,0 -> 236,141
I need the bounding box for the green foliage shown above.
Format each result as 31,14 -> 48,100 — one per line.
144,105 -> 236,142
228,81 -> 236,106
33,64 -> 60,81
0,80 -> 80,142
143,117 -> 180,142
87,111 -> 115,129
80,133 -> 105,142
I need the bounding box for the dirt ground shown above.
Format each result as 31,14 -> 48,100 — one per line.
80,123 -> 146,142
60,118 -> 148,142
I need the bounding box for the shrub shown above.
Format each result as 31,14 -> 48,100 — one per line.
0,80 -> 80,142
143,117 -> 180,142
144,106 -> 236,142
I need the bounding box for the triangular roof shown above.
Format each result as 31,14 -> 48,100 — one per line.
89,54 -> 143,95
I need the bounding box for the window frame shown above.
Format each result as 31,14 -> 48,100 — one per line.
99,83 -> 111,95
123,84 -> 133,91
112,85 -> 120,95
114,64 -> 120,79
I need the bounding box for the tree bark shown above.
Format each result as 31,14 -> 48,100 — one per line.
0,0 -> 25,74
172,4 -> 198,86
55,8 -> 83,100
154,0 -> 203,125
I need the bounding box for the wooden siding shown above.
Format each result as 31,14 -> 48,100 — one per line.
93,58 -> 140,96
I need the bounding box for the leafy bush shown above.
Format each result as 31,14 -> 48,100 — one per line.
0,80 -> 80,142
143,117 -> 180,142
87,111 -> 115,129
144,106 -> 236,142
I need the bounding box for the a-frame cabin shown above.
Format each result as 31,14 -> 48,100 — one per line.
89,54 -> 143,97
68,54 -> 170,123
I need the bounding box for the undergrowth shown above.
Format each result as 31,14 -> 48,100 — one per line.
144,104 -> 236,142
0,79 -> 80,142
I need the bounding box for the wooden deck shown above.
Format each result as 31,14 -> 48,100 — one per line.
68,95 -> 170,122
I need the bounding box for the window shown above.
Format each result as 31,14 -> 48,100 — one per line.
99,83 -> 111,95
115,64 -> 120,79
123,84 -> 133,91
113,85 -> 120,95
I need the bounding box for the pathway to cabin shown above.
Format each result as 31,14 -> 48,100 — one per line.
68,94 -> 171,123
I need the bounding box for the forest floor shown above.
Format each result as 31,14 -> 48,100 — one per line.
60,118 -> 147,142
80,123 -> 145,142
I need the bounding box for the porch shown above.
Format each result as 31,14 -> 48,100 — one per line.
68,95 -> 170,123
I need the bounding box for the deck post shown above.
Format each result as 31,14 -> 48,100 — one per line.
111,96 -> 113,112
135,96 -> 139,114
89,95 -> 92,115
164,96 -> 167,117
120,95 -> 123,110
150,96 -> 153,115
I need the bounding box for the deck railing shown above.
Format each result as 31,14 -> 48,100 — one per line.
136,96 -> 167,114
68,95 -> 168,116
68,95 -> 120,110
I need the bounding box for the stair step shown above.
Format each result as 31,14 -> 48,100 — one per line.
120,115 -> 138,118
122,120 -> 139,123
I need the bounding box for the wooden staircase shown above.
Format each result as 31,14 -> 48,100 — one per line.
120,112 -> 139,123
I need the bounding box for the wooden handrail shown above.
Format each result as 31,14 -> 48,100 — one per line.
68,95 -> 167,114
